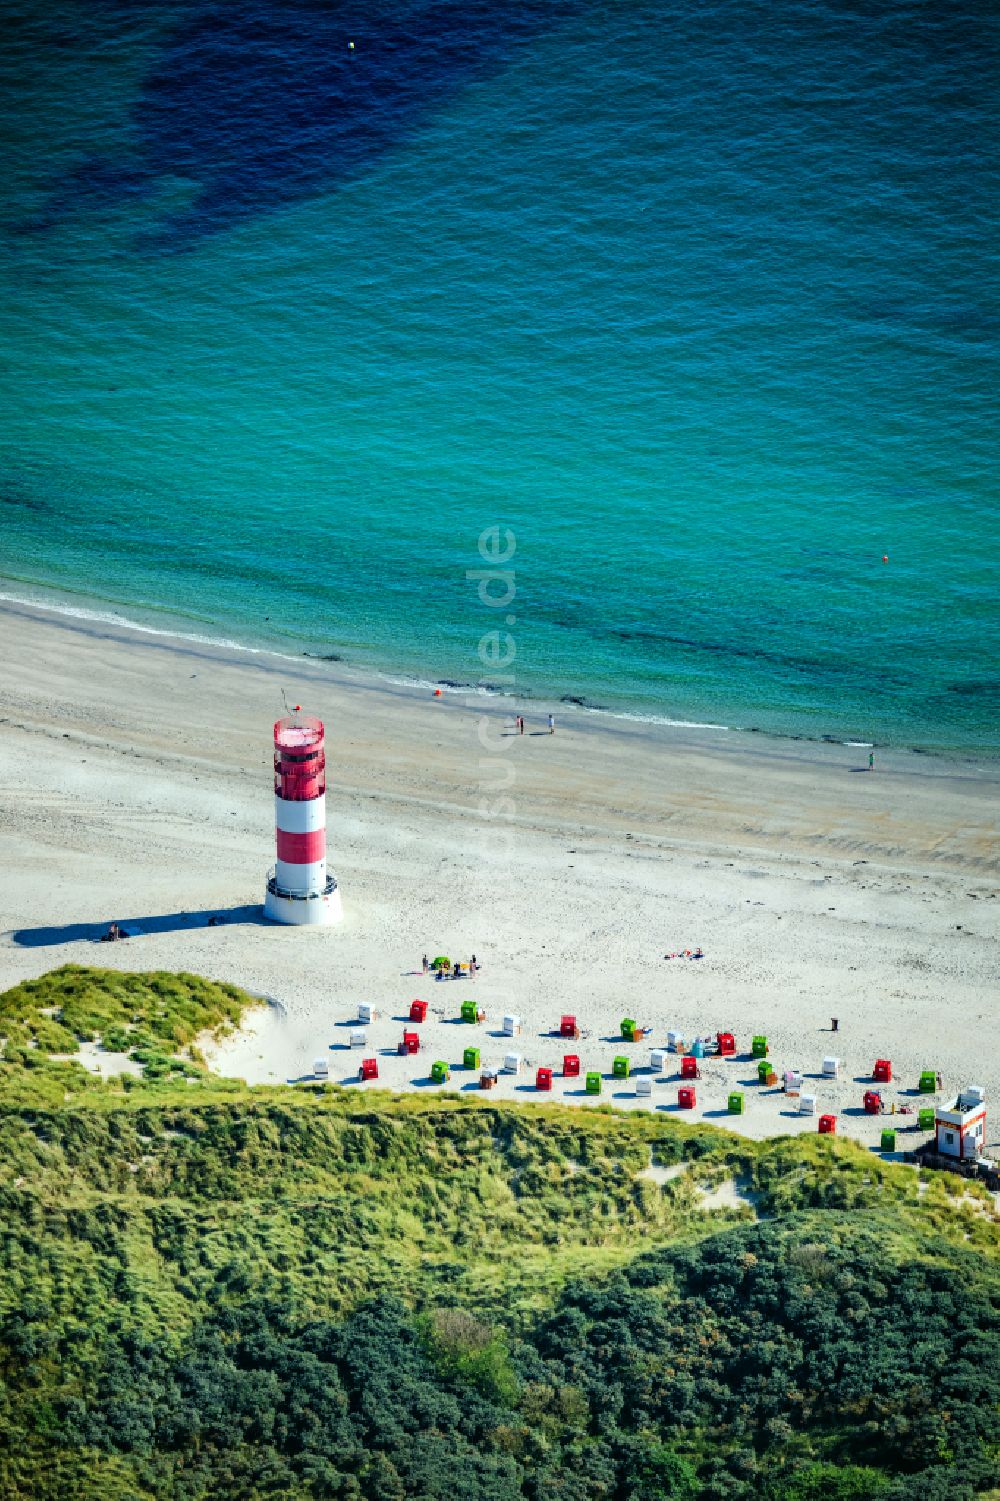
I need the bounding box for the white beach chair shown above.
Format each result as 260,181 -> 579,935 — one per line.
635,1076 -> 653,1098
358,1003 -> 377,1024
503,1014 -> 521,1036
649,1048 -> 668,1073
313,1058 -> 329,1078
799,1093 -> 817,1115
503,1052 -> 522,1074
349,1028 -> 367,1049
822,1056 -> 840,1078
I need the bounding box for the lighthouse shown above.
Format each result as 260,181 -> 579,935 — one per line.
263,710 -> 343,925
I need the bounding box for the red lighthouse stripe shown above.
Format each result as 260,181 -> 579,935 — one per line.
276,827 -> 326,864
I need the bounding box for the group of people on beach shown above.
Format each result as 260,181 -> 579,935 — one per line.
513,715 -> 555,734
422,955 -> 480,979
664,948 -> 703,959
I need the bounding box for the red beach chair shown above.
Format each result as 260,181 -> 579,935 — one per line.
563,1053 -> 581,1077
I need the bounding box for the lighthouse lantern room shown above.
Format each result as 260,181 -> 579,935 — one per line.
263,711 -> 343,925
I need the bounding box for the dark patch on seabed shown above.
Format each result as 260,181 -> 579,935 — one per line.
23,0 -> 576,249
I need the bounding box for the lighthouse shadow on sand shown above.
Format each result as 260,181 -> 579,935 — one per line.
9,904 -> 267,948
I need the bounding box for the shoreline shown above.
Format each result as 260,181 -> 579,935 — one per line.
0,600 -> 996,1152
1,579 -> 995,768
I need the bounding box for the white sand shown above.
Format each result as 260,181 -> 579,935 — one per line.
1,599 -> 997,1152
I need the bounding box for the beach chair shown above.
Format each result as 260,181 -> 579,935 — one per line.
613,1056 -> 630,1079
463,1046 -> 481,1070
536,1066 -> 553,1091
818,1113 -> 836,1134
585,1071 -> 602,1095
728,1091 -> 744,1115
563,1053 -> 581,1077
359,1058 -> 378,1081
677,1086 -> 696,1110
635,1076 -> 653,1098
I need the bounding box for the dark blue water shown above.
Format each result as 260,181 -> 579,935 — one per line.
1,0 -> 997,752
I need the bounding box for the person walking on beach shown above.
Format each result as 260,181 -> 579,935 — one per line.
422,954 -> 428,974
868,748 -> 875,772
518,716 -> 524,735
548,713 -> 555,734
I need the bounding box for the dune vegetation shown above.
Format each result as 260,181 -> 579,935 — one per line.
0,966 -> 997,1500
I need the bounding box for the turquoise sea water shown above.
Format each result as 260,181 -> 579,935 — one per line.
1,1 -> 997,754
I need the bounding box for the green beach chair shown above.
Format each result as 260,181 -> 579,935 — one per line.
917,1107 -> 935,1131
613,1055 -> 630,1079
918,1070 -> 936,1093
751,1035 -> 768,1058
620,1018 -> 636,1042
757,1060 -> 772,1084
430,1060 -> 450,1085
460,999 -> 478,1024
880,1128 -> 896,1153
585,1071 -> 602,1095
728,1091 -> 745,1115
463,1046 -> 480,1070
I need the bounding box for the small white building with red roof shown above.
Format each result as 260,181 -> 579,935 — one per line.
935,1086 -> 986,1161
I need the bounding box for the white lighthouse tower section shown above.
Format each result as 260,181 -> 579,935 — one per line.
263,712 -> 343,926
274,792 -> 327,895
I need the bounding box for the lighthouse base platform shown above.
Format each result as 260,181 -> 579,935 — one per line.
263,871 -> 343,926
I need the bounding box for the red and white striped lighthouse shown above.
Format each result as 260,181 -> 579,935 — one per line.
263,710 -> 342,925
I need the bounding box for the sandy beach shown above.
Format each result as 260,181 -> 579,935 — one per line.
0,598 -> 997,1150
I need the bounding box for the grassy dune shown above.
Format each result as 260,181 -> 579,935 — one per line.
0,968 -> 997,1500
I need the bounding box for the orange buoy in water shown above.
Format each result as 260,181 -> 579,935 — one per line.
882,555 -> 889,563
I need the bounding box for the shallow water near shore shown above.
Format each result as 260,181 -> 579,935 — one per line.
2,1 -> 997,755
